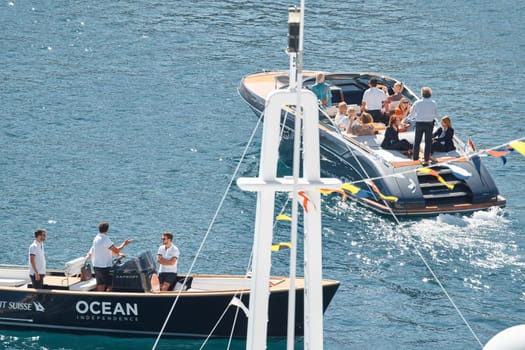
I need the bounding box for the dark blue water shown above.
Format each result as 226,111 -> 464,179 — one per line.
1,1 -> 524,349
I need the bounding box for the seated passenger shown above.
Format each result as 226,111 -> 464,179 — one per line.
352,112 -> 376,136
345,105 -> 360,134
381,116 -> 413,153
334,102 -> 348,130
431,116 -> 456,154
393,98 -> 412,132
384,82 -> 404,116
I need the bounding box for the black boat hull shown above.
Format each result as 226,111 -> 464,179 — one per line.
0,279 -> 339,338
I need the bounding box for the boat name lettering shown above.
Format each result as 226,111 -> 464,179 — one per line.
0,301 -> 33,311
75,301 -> 138,316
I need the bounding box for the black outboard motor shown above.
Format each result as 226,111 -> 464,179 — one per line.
112,251 -> 157,292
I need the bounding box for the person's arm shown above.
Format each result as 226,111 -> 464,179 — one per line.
445,128 -> 454,142
109,239 -> 132,256
384,96 -> 391,113
84,247 -> 93,263
381,91 -> 388,111
158,255 -> 177,266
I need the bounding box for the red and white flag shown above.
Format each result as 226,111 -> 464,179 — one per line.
468,136 -> 476,152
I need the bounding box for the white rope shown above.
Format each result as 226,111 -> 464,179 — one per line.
346,135 -> 525,186
400,223 -> 485,348
151,109 -> 264,350
322,108 -> 395,212
195,112 -> 295,350
201,118 -> 295,350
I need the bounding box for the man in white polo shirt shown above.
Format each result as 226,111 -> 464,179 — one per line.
28,228 -> 47,289
157,232 -> 180,291
85,222 -> 132,291
361,78 -> 387,124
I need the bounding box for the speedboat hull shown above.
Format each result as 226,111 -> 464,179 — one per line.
239,71 -> 505,216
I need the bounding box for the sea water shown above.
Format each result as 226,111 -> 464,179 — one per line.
1,0 -> 524,349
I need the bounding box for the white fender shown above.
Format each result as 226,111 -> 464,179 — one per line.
484,325 -> 525,350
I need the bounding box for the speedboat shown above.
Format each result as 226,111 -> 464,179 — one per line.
238,71 -> 506,216
0,252 -> 339,338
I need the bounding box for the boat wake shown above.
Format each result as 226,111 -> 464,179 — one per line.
325,202 -> 520,276
405,207 -> 520,270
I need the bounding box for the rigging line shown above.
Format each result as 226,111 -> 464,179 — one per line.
201,234 -> 256,350
206,197 -> 290,349
322,108 -> 390,207
406,231 -> 483,349
151,109 -> 265,350
392,217 -> 484,348
222,195 -> 290,350
224,191 -> 293,349
199,300 -> 240,350
280,109 -> 291,140
326,112 -> 484,346
343,134 -> 525,187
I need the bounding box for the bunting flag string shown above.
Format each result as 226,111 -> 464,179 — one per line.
341,183 -> 375,199
271,242 -> 292,251
364,179 -> 399,202
273,137 -> 524,209
276,214 -> 292,222
341,183 -> 361,196
298,191 -> 316,213
334,137 -> 525,188
468,136 -> 476,152
469,139 -> 524,165
441,163 -> 472,180
275,213 -> 304,229
509,140 -> 525,156
486,148 -> 512,165
417,167 -> 455,190
319,188 -> 348,200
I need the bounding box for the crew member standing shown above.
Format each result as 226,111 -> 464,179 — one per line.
29,228 -> 47,289
157,232 -> 180,291
85,222 -> 132,292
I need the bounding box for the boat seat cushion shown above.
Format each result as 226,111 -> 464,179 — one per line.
69,278 -> 97,291
0,269 -> 31,287
64,257 -> 85,277
0,278 -> 30,287
354,134 -> 383,148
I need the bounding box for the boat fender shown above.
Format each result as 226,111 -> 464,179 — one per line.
151,273 -> 160,293
484,324 -> 525,350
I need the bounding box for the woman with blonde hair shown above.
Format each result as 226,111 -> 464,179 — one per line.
431,116 -> 456,153
393,98 -> 411,132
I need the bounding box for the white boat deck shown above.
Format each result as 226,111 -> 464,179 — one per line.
0,266 -> 300,294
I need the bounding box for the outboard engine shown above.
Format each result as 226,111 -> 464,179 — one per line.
112,251 -> 157,292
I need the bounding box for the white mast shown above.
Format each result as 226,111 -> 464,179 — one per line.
237,3 -> 340,349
